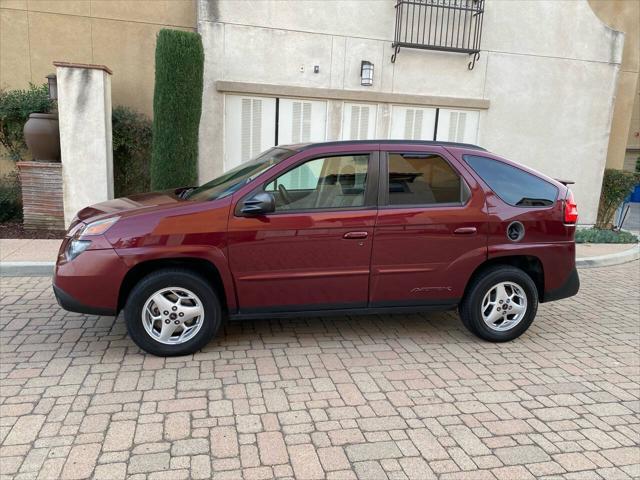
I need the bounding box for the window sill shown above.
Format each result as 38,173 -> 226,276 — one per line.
216,81 -> 490,110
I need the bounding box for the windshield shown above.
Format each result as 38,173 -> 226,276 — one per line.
185,147 -> 296,201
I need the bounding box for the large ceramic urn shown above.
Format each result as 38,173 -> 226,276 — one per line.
23,113 -> 60,162
19,112 -> 63,229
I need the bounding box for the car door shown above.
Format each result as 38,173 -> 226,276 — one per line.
227,147 -> 379,313
370,145 -> 488,307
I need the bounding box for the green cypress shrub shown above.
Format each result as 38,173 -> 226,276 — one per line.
151,29 -> 204,190
112,106 -> 152,197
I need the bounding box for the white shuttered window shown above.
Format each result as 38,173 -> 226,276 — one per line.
389,106 -> 437,140
224,95 -> 276,171
436,109 -> 480,144
278,99 -> 327,145
224,95 -> 481,173
342,103 -> 377,140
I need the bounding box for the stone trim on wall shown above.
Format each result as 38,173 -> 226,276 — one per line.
215,81 -> 490,110
52,62 -> 113,75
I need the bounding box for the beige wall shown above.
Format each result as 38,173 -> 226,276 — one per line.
629,85 -> 640,149
624,77 -> 639,172
588,0 -> 640,170
0,0 -> 196,117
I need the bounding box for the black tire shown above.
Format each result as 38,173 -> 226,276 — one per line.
459,266 -> 538,342
124,269 -> 221,356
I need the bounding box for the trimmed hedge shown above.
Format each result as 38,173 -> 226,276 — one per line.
0,172 -> 23,222
575,228 -> 638,244
113,106 -> 152,197
150,29 -> 204,190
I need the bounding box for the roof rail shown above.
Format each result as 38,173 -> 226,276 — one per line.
294,139 -> 487,151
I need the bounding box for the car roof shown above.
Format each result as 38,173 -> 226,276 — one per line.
281,140 -> 487,152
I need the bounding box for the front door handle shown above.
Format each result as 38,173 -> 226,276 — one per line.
343,231 -> 368,239
454,227 -> 477,235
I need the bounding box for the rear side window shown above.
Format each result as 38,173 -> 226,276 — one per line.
387,153 -> 469,206
464,155 -> 558,207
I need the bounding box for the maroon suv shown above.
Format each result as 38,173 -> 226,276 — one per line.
53,141 -> 579,356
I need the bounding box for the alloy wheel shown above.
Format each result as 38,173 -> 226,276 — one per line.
142,287 -> 204,345
480,281 -> 528,332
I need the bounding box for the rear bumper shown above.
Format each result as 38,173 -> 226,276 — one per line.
542,267 -> 580,303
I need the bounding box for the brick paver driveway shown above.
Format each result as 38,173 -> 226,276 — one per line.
1,262 -> 638,480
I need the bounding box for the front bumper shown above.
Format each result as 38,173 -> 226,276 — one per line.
53,244 -> 128,316
53,283 -> 117,316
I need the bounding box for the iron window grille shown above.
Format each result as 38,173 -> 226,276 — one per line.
391,0 -> 485,70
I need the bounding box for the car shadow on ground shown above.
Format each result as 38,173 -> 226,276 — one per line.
104,307 -> 535,357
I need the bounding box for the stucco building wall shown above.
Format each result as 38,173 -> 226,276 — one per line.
588,0 -> 640,172
197,0 -> 623,224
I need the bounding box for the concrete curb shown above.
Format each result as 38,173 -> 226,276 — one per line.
1,246 -> 638,276
576,244 -> 640,269
0,262 -> 54,277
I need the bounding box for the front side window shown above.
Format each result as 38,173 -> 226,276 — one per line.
464,155 -> 558,207
265,154 -> 369,211
387,153 -> 468,206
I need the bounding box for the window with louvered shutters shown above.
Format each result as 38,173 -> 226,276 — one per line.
240,98 -> 262,161
342,103 -> 377,140
389,106 -> 437,140
436,109 -> 480,144
224,95 -> 276,171
278,99 -> 327,145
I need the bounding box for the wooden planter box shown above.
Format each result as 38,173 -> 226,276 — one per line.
17,161 -> 64,230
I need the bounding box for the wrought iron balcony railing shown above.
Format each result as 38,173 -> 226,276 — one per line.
391,0 -> 485,69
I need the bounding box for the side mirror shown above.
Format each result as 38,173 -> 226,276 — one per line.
241,192 -> 275,215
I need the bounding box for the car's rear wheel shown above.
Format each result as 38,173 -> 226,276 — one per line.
124,269 -> 221,356
459,266 -> 538,342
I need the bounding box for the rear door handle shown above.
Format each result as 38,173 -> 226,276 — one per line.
343,231 -> 368,239
454,227 -> 477,235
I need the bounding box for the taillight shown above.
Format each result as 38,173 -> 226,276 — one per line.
564,190 -> 578,224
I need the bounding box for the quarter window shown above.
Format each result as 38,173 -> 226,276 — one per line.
387,153 -> 468,206
464,155 -> 558,207
266,155 -> 369,211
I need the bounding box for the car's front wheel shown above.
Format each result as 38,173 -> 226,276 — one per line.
124,269 -> 221,356
459,266 -> 538,342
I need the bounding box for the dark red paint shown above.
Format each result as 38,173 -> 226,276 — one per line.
53,141 -> 577,316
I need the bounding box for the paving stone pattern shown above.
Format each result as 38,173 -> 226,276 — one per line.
0,262 -> 639,479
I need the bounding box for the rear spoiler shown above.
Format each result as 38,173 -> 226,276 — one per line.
555,179 -> 575,186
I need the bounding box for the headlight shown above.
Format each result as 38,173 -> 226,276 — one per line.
64,217 -> 119,261
66,239 -> 91,261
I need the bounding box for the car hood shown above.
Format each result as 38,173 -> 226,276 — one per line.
73,189 -> 189,224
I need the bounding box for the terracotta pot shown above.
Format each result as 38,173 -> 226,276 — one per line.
23,113 -> 60,162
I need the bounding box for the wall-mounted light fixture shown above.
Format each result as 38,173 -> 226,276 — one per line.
46,74 -> 58,101
360,61 -> 374,86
